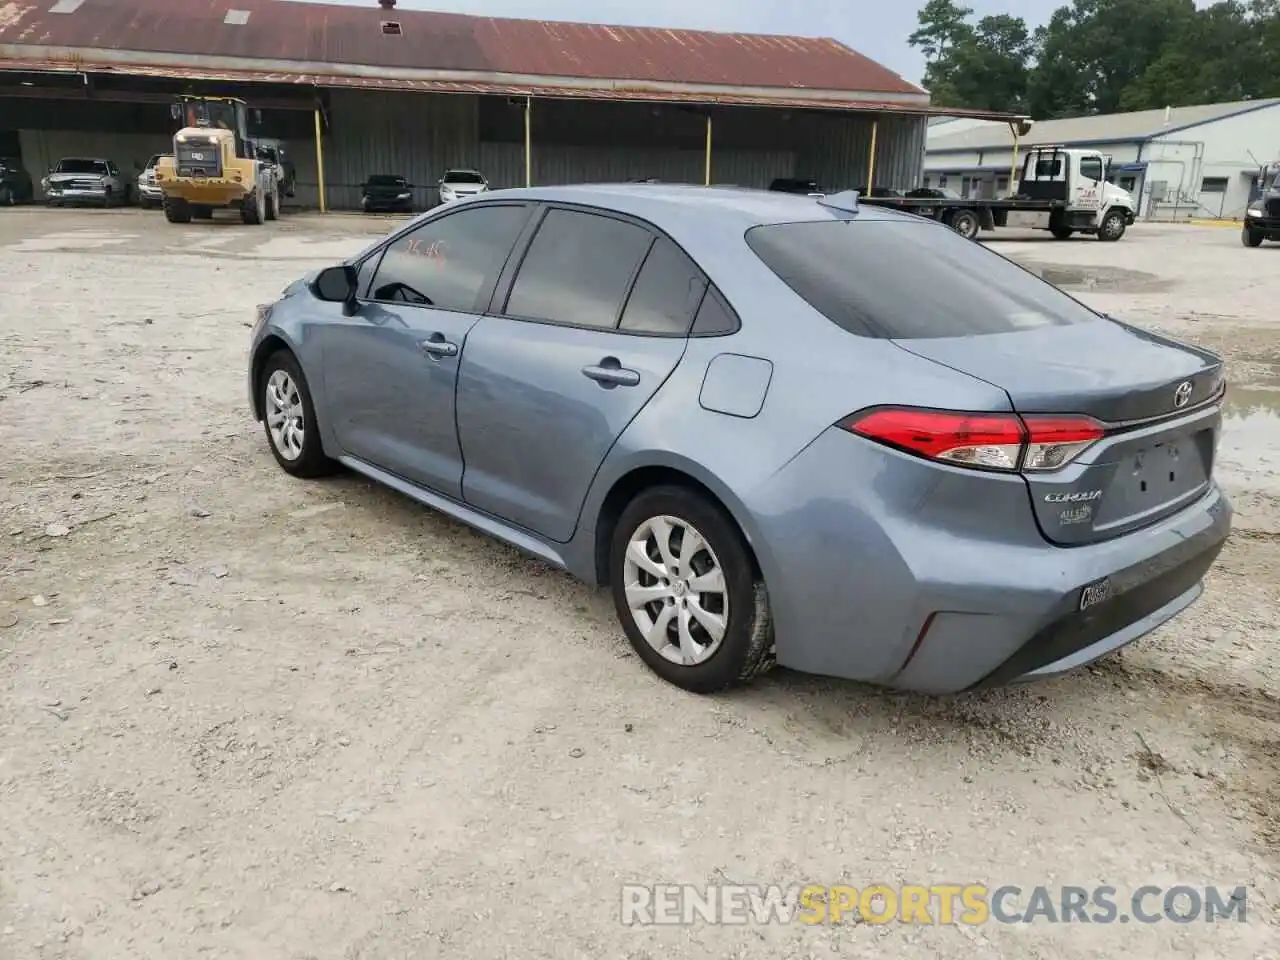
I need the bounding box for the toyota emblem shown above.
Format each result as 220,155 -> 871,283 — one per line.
1174,381 -> 1193,408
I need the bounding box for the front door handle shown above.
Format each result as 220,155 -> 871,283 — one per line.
582,359 -> 640,388
419,335 -> 458,359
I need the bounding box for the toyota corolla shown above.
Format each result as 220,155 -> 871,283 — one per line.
247,184 -> 1231,695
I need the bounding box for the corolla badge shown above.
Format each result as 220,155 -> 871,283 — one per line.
1174,381 -> 1193,408
1044,490 -> 1103,503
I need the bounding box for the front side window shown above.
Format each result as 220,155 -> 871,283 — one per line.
1079,157 -> 1104,183
505,209 -> 652,329
366,203 -> 529,311
618,238 -> 708,335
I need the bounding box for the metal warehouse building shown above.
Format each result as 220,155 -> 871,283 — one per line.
925,98 -> 1280,221
0,0 -> 1018,209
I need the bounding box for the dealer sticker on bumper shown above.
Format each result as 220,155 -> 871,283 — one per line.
1079,578 -> 1113,611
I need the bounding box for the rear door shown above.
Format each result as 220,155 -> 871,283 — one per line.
456,206 -> 702,542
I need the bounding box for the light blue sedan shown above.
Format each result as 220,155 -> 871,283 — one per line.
248,184 -> 1231,694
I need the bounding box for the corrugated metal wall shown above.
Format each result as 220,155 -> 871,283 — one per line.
7,89 -> 927,209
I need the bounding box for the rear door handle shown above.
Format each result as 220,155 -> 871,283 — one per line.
582,360 -> 640,387
419,335 -> 458,359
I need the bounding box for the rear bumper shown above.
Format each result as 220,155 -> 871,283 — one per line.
745,427 -> 1233,693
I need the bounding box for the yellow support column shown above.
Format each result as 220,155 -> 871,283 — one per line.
524,96 -> 532,188
313,107 -> 326,214
704,114 -> 712,186
866,119 -> 878,196
1009,122 -> 1020,196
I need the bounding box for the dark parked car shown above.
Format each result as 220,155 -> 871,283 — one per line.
361,174 -> 414,213
769,177 -> 823,195
906,186 -> 963,200
864,186 -> 904,198
246,184 -> 1231,696
0,158 -> 33,205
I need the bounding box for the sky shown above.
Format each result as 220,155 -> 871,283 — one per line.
315,0 -> 1063,84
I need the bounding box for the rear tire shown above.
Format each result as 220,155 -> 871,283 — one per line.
0,186 -> 11,206
259,350 -> 337,479
1242,225 -> 1264,248
265,187 -> 279,221
609,486 -> 774,694
1098,209 -> 1127,242
949,208 -> 981,240
163,198 -> 192,223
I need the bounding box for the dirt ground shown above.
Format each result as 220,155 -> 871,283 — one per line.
1,208 -> 1278,960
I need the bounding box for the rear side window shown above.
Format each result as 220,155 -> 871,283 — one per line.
505,209 -> 652,330
619,238 -> 708,335
745,219 -> 1100,339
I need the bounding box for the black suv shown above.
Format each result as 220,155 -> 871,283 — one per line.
361,174 -> 414,213
0,158 -> 33,205
769,177 -> 823,195
1243,169 -> 1280,247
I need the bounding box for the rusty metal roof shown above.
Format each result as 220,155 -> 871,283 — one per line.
0,0 -> 925,97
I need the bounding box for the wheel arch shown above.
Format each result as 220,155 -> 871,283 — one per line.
587,456 -> 767,589
249,332 -> 299,421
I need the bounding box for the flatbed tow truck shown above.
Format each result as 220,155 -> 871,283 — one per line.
859,146 -> 1137,242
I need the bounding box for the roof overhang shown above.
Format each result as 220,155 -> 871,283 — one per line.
0,45 -> 1022,120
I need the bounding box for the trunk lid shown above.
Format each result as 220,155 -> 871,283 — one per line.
894,318 -> 1225,546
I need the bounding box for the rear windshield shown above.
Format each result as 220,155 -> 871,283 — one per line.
56,159 -> 108,175
367,175 -> 405,186
442,170 -> 484,184
744,219 -> 1100,339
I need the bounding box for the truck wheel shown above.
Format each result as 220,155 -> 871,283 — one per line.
164,199 -> 192,224
1242,225 -> 1264,248
265,187 -> 279,221
241,190 -> 264,225
0,186 -> 12,206
1051,226 -> 1074,240
949,209 -> 981,241
1098,209 -> 1127,242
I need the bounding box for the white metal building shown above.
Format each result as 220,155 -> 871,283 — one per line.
924,98 -> 1280,220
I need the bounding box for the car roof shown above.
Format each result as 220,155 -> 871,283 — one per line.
479,182 -> 920,231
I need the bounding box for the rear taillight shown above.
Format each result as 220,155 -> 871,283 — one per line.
841,407 -> 1105,473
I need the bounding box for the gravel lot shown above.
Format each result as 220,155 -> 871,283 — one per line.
1,208 -> 1278,959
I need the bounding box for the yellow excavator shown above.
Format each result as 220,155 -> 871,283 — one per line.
155,95 -> 281,225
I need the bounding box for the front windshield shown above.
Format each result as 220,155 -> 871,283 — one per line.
182,100 -> 239,132
368,175 -> 405,187
443,170 -> 484,184
56,159 -> 108,175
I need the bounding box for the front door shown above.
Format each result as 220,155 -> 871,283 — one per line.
318,202 -> 533,499
456,209 -> 708,542
1073,153 -> 1106,214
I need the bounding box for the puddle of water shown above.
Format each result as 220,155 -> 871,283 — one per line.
1218,405 -> 1280,497
1030,265 -> 1171,293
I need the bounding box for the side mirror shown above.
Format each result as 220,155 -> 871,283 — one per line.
312,264 -> 358,311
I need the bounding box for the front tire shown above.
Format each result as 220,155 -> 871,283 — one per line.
1098,209 -> 1127,242
1242,225 -> 1264,248
259,350 -> 336,478
164,198 -> 192,223
1051,226 -> 1074,240
609,486 -> 774,693
265,187 -> 279,221
241,189 -> 265,225
0,186 -> 12,206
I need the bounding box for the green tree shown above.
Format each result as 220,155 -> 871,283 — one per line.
909,1 -> 1033,111
1027,0 -> 1199,117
